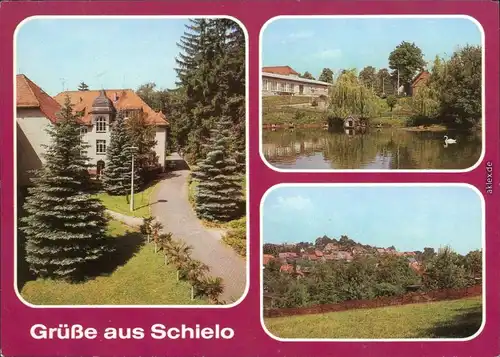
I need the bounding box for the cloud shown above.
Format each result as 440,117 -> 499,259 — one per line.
289,31 -> 314,39
314,49 -> 342,59
275,195 -> 313,211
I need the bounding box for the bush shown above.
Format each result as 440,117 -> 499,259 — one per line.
222,217 -> 246,257
326,115 -> 344,128
311,99 -> 318,107
293,111 -> 306,121
405,115 -> 438,127
374,283 -> 404,297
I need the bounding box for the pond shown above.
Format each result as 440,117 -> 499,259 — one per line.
262,128 -> 482,170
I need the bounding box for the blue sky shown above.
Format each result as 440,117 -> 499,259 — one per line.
16,18 -> 190,95
262,17 -> 482,77
262,186 -> 483,255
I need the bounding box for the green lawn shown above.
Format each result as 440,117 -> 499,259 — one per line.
20,220 -> 207,305
95,182 -> 159,218
265,297 -> 482,339
262,95 -> 313,107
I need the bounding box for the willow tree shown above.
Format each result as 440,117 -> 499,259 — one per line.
329,69 -> 380,118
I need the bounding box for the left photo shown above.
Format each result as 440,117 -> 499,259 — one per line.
15,16 -> 247,306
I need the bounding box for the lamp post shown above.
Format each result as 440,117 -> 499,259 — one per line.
129,146 -> 138,212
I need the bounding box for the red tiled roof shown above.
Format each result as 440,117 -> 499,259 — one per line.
314,250 -> 324,257
262,66 -> 300,76
263,254 -> 274,265
53,89 -> 168,126
411,70 -> 430,86
280,264 -> 294,273
16,74 -> 61,123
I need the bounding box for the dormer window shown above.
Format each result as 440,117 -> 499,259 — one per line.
96,116 -> 106,133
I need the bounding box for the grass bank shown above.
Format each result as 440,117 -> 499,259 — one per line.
263,106 -> 327,125
264,296 -> 482,339
20,220 -> 206,305
94,180 -> 160,218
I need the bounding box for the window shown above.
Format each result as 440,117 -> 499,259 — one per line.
96,140 -> 106,155
95,116 -> 106,133
80,126 -> 88,136
271,81 -> 277,91
286,83 -> 291,92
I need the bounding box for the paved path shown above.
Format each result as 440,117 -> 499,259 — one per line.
151,167 -> 246,303
106,210 -> 143,227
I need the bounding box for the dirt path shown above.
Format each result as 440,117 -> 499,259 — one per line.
151,167 -> 246,303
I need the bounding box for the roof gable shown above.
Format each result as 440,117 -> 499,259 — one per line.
16,74 -> 61,123
54,89 -> 168,126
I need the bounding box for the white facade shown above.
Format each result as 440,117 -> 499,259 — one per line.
262,73 -> 331,97
16,108 -> 53,186
17,110 -> 168,183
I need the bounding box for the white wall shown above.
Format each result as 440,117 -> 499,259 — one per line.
16,108 -> 53,163
17,110 -> 167,183
262,77 -> 329,97
155,126 -> 167,167
80,116 -> 109,167
16,108 -> 53,186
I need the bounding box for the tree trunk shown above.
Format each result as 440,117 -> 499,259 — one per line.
164,255 -> 167,265
177,270 -> 179,282
154,243 -> 157,254
191,286 -> 194,300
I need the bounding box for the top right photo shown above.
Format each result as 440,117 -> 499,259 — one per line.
260,16 -> 483,171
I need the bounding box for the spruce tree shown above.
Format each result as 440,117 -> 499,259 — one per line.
192,117 -> 243,222
21,97 -> 111,280
78,81 -> 89,91
102,115 -> 141,195
173,19 -> 245,165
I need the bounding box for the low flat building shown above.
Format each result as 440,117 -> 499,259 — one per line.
262,66 -> 331,97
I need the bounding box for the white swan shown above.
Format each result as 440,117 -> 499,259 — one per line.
444,135 -> 457,144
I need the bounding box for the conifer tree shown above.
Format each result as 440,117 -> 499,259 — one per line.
21,97 -> 111,280
173,19 -> 245,165
192,117 -> 243,222
78,82 -> 89,91
102,115 -> 141,195
126,111 -> 158,183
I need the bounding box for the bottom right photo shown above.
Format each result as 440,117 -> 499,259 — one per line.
261,184 -> 484,340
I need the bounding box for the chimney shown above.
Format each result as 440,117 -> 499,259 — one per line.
114,92 -> 119,102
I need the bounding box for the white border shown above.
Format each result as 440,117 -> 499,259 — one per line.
13,15 -> 250,308
258,15 -> 486,173
259,183 -> 486,342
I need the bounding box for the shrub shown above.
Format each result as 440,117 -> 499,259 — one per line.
373,282 -> 404,297
405,115 -> 438,127
311,99 -> 318,107
293,111 -> 306,121
222,217 -> 246,257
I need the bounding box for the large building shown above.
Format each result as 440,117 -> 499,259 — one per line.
16,74 -> 169,185
262,66 -> 331,97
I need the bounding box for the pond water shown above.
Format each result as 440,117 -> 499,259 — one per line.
262,128 -> 482,170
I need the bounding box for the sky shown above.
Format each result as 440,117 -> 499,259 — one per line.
262,17 -> 482,78
262,186 -> 483,255
16,18 -> 191,96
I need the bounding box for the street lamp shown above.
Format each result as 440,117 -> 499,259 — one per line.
129,146 -> 138,212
